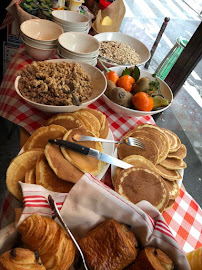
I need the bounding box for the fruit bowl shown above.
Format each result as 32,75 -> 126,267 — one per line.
102,66 -> 173,117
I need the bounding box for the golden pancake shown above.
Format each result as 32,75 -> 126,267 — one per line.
61,127 -> 105,176
155,164 -> 182,181
6,149 -> 44,200
160,157 -> 187,170
73,110 -> 101,137
136,124 -> 170,163
23,125 -> 67,151
162,178 -> 180,200
113,155 -> 158,186
45,112 -> 85,130
115,167 -> 169,213
161,128 -> 181,152
165,199 -> 175,210
25,167 -> 36,184
118,135 -> 159,164
84,108 -> 109,139
167,144 -> 187,159
45,143 -> 84,184
36,156 -> 73,193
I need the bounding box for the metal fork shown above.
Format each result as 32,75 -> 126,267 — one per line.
73,134 -> 145,150
48,195 -> 89,270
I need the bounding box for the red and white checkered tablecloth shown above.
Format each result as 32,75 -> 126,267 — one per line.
0,46 -> 201,255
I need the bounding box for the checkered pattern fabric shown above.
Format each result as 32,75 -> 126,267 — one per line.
0,46 -> 201,254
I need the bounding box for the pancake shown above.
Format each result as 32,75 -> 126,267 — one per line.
113,155 -> 158,186
165,199 -> 175,210
114,167 -> 169,213
136,124 -> 170,163
84,108 -> 109,139
36,156 -> 74,193
45,112 -> 85,130
23,125 -> 67,151
167,144 -> 187,159
25,167 -> 36,184
6,149 -> 44,200
118,135 -> 159,165
45,143 -> 84,184
155,164 -> 182,181
162,179 -> 180,200
161,128 -> 181,153
160,158 -> 187,170
73,110 -> 101,137
61,127 -> 106,176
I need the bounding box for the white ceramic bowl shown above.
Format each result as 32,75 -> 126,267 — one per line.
94,32 -> 150,68
21,33 -> 57,50
58,49 -> 97,66
23,41 -> 56,61
15,59 -> 106,113
52,10 -> 89,26
20,19 -> 63,43
102,66 -> 173,117
58,43 -> 98,59
58,32 -> 100,56
52,19 -> 89,31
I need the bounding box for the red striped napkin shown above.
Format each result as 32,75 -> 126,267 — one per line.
17,174 -> 190,270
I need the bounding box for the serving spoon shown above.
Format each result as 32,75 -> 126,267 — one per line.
98,55 -> 131,66
63,82 -> 81,106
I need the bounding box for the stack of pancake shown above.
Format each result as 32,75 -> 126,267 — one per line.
114,124 -> 187,213
6,108 -> 109,201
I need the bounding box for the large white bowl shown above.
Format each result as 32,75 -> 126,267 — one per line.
58,44 -> 98,60
94,32 -> 150,68
52,10 -> 89,26
102,66 -> 173,117
20,19 -> 63,43
58,32 -> 100,56
21,33 -> 57,50
15,59 -> 107,113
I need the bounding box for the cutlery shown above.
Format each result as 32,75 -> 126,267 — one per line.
73,134 -> 145,149
48,139 -> 133,169
98,55 -> 131,66
62,82 -> 81,106
48,195 -> 89,270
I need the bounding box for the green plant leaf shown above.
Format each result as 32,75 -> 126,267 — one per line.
133,66 -> 140,81
121,67 -> 131,77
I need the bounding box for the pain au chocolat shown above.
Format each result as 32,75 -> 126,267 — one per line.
79,219 -> 138,270
0,248 -> 46,270
18,214 -> 75,270
114,167 -> 169,213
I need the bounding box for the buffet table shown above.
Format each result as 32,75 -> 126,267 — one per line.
0,45 -> 201,256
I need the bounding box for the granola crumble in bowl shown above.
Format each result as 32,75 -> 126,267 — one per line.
94,32 -> 150,70
15,59 -> 107,113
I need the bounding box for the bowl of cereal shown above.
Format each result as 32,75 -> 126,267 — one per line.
15,59 -> 107,113
94,32 -> 150,70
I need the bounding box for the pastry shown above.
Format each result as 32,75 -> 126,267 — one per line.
35,156 -> 74,193
114,167 -> 169,213
45,112 -> 85,130
0,248 -> 46,270
61,127 -> 105,176
79,219 -> 138,270
23,125 -> 67,151
18,214 -> 75,270
135,124 -> 170,163
118,135 -> 159,164
167,144 -> 187,159
160,158 -> 187,170
161,128 -> 181,153
126,247 -> 174,270
186,246 -> 202,270
25,167 -> 36,184
6,149 -> 44,200
155,164 -> 182,181
45,143 -> 83,184
162,179 -> 180,200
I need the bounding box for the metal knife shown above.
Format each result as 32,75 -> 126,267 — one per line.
48,139 -> 133,169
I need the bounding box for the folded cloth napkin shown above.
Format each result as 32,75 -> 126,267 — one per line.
17,173 -> 190,270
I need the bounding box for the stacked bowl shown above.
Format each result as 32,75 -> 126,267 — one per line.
20,19 -> 63,60
58,32 -> 100,66
52,10 -> 90,33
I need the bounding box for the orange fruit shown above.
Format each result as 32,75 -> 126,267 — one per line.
132,92 -> 154,111
105,71 -> 119,84
116,75 -> 135,92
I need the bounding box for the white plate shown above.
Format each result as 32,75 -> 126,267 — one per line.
111,148 -> 183,187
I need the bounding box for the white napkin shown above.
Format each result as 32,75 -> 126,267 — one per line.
18,173 -> 190,270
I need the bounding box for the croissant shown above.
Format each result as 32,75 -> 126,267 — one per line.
18,214 -> 75,270
0,248 -> 46,270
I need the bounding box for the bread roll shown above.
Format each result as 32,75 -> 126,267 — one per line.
186,247 -> 202,270
0,248 -> 46,270
79,219 -> 138,270
18,214 -> 75,270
